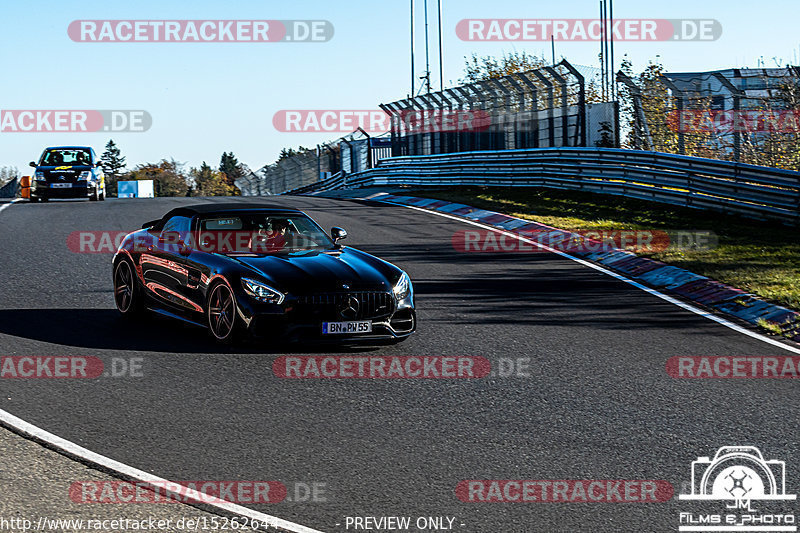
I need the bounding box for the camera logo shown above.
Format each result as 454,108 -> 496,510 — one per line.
680,446 -> 795,501
678,446 -> 796,532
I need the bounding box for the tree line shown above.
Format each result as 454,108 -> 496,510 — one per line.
98,140 -> 245,197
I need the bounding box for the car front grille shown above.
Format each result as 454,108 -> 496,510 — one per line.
45,170 -> 80,182
295,291 -> 394,321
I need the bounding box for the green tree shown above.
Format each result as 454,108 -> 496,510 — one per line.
594,121 -> 615,148
190,161 -> 236,196
620,57 -> 721,158
128,159 -> 189,197
462,51 -> 547,83
739,78 -> 800,171
278,146 -> 311,161
618,57 -> 681,153
219,152 -> 243,195
0,166 -> 19,184
636,60 -> 680,154
99,139 -> 127,196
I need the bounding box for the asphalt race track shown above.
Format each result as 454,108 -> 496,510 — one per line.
0,196 -> 798,532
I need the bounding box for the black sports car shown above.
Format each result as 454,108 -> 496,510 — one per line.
112,203 -> 416,344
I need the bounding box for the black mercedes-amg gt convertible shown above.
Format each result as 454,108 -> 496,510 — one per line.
112,203 -> 416,344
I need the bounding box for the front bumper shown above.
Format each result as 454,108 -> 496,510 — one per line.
32,183 -> 93,199
236,289 -> 417,343
249,309 -> 416,343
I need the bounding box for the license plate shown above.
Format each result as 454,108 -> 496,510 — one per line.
322,321 -> 372,334
51,183 -> 71,188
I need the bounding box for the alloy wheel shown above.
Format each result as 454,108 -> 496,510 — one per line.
208,283 -> 236,340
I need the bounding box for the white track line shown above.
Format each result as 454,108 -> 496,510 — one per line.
0,193 -> 794,533
0,409 -> 325,533
0,195 -> 321,532
0,198 -> 22,215
0,196 -> 325,532
398,203 -> 800,356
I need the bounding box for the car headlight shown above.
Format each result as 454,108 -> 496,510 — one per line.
34,172 -> 45,180
241,278 -> 285,304
78,171 -> 92,180
393,271 -> 412,300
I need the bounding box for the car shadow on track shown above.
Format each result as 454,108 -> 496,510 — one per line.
0,309 -> 382,354
355,244 -> 719,332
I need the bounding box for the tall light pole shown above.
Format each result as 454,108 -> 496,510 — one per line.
604,0 -> 609,101
410,0 -> 415,97
610,0 -> 615,100
423,0 -> 431,94
599,0 -> 605,101
438,0 -> 444,92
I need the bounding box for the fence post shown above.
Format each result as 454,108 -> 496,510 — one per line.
517,73 -> 541,149
713,73 -> 746,163
544,66 -> 569,148
559,60 -> 587,147
659,75 -> 687,155
531,70 -> 555,147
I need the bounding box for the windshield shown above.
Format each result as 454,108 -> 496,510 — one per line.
196,213 -> 335,255
40,149 -> 92,166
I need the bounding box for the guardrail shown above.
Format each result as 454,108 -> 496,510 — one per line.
284,171 -> 345,195
0,177 -> 19,199
281,148 -> 800,225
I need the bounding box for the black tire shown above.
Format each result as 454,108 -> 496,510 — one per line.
29,197 -> 39,203
206,281 -> 243,343
40,197 -> 49,202
114,259 -> 145,318
99,189 -> 106,201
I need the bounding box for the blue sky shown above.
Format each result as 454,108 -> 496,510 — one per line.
1,0 -> 798,174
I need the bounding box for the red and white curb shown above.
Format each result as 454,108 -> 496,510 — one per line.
348,191 -> 800,354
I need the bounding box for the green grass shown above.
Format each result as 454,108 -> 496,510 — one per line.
404,186 -> 800,312
757,318 -> 785,335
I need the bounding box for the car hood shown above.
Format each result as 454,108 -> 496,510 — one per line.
231,247 -> 401,294
36,165 -> 93,170
37,165 -> 94,180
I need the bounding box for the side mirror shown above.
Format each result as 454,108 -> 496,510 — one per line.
29,161 -> 37,168
331,227 -> 348,243
95,161 -> 103,168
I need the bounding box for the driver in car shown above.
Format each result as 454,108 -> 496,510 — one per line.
250,219 -> 289,253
